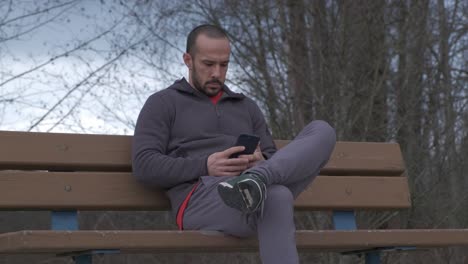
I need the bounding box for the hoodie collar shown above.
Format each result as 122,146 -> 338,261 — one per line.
172,78 -> 245,100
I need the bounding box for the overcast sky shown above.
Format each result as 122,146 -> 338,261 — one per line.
1,1 -> 189,134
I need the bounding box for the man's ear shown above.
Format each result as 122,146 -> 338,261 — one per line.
183,53 -> 192,70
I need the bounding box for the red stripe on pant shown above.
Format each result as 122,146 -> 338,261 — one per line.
176,181 -> 200,230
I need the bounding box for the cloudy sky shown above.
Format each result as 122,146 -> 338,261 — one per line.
1,1 -> 188,134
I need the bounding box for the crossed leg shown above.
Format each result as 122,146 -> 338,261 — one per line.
183,120 -> 336,264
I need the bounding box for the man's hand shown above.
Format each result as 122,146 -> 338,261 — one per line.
207,146 -> 250,176
239,145 -> 265,169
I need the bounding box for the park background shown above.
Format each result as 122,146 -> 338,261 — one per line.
0,0 -> 467,263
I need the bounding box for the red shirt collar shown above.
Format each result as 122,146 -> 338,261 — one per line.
210,90 -> 224,104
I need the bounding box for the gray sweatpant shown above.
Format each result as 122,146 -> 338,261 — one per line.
183,120 -> 336,264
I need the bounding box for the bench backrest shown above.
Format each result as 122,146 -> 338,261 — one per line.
0,131 -> 410,211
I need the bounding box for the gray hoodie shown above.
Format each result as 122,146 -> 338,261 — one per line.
132,78 -> 276,213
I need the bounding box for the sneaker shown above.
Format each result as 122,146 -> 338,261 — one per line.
217,173 -> 267,214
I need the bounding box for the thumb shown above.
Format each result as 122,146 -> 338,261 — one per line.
222,146 -> 245,157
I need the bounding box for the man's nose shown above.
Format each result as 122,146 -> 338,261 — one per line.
211,65 -> 221,79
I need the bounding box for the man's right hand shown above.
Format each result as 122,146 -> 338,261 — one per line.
207,146 -> 249,176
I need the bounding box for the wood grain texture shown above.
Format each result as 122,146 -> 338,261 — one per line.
0,131 -> 405,175
0,131 -> 131,172
2,229 -> 468,254
0,171 -> 410,210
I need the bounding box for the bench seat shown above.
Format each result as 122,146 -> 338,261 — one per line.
2,229 -> 468,254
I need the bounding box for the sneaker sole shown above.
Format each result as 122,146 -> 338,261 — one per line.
218,182 -> 247,212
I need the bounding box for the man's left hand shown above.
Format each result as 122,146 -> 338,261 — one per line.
239,146 -> 264,169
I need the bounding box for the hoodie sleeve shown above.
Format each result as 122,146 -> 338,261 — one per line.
132,93 -> 208,189
248,99 -> 277,159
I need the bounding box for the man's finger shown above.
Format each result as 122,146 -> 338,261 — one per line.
238,154 -> 255,162
221,157 -> 249,166
221,146 -> 245,157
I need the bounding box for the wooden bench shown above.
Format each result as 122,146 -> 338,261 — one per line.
1,130 -> 468,264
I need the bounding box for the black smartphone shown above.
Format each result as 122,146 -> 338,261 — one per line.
229,134 -> 260,158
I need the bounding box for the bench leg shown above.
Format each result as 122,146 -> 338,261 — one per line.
74,254 -> 92,264
365,252 -> 380,264
333,211 -> 382,264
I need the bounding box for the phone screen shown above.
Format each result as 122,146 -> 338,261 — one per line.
229,134 -> 260,158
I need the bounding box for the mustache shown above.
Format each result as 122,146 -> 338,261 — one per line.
206,80 -> 223,86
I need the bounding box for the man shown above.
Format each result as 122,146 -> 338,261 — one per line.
132,24 -> 336,264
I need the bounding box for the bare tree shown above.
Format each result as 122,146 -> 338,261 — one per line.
0,0 -> 467,263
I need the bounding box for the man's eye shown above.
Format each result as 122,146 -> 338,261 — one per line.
205,63 -> 213,66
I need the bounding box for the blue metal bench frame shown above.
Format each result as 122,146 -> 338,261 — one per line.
333,210 -> 416,264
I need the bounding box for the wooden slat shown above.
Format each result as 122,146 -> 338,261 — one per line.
276,140 -> 405,176
295,175 -> 411,210
0,171 -> 410,210
0,131 -> 404,175
2,229 -> 468,254
0,131 -> 131,172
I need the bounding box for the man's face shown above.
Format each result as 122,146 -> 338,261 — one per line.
184,34 -> 230,97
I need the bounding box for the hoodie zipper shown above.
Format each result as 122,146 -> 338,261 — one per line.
214,99 -> 222,131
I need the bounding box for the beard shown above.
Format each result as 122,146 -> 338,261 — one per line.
192,65 -> 223,97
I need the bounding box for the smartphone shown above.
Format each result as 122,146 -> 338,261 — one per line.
229,134 -> 260,158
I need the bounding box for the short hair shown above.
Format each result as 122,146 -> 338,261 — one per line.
186,24 -> 229,56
